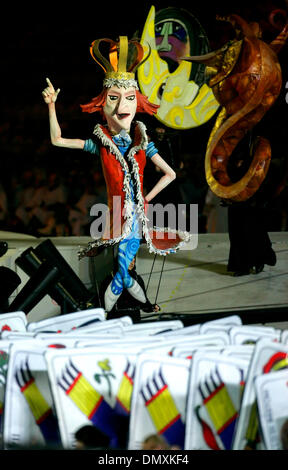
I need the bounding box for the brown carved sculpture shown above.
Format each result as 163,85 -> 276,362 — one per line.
185,14 -> 288,201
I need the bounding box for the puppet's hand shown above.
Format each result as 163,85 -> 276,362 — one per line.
42,78 -> 60,104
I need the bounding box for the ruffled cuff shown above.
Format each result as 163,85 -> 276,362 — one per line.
146,141 -> 158,159
83,138 -> 100,156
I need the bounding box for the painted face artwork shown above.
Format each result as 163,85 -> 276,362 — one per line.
155,19 -> 190,68
103,86 -> 137,134
137,6 -> 219,129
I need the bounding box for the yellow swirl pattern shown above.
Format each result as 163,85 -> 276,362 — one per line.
137,6 -> 219,129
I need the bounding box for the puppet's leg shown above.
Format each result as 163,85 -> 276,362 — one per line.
118,237 -> 146,303
104,217 -> 146,312
104,236 -> 146,312
104,270 -> 123,313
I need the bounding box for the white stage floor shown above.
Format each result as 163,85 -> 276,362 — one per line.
0,231 -> 287,328
136,232 -> 288,328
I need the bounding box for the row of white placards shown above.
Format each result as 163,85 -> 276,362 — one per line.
0,310 -> 287,450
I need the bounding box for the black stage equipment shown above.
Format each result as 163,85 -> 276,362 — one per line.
9,239 -> 98,315
0,266 -> 22,312
0,241 -> 8,258
8,262 -> 61,314
0,241 -> 22,312
34,239 -> 92,305
15,246 -> 81,314
141,305 -> 288,326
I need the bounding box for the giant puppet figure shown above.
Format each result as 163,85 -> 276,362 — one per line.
184,14 -> 288,275
184,14 -> 288,202
42,36 -> 190,313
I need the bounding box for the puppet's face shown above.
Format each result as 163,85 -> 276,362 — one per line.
103,86 -> 137,134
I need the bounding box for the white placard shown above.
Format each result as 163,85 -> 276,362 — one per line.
129,354 -> 190,450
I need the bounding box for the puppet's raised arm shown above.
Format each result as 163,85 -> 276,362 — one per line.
42,78 -> 85,149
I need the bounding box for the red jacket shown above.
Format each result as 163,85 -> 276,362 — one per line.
98,123 -> 146,239
79,121 -> 190,258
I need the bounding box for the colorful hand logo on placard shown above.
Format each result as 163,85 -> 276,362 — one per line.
15,358 -> 60,444
140,368 -> 185,448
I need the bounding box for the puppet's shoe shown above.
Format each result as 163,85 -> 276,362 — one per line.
127,280 -> 146,304
104,283 -> 122,312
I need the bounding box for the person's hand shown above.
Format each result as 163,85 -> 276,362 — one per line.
152,303 -> 160,312
42,78 -> 60,104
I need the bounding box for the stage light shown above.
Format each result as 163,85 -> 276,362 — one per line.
0,266 -> 21,313
0,241 -> 8,258
34,239 -> 92,305
8,262 -> 61,314
9,239 -> 99,316
15,247 -> 80,313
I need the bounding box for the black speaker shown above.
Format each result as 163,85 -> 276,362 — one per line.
0,266 -> 21,312
34,239 -> 91,304
10,239 -> 100,316
8,262 -> 60,314
0,241 -> 8,258
15,247 -> 80,314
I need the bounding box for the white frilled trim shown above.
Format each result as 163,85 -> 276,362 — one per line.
78,121 -> 191,259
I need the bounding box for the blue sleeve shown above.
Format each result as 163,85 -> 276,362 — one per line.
83,139 -> 100,156
146,141 -> 158,159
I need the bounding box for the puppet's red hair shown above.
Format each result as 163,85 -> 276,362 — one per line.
80,88 -> 159,117
135,90 -> 159,115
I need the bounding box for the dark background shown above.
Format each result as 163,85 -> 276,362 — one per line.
0,0 -> 287,233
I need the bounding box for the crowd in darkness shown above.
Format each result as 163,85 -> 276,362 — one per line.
0,0 -> 288,239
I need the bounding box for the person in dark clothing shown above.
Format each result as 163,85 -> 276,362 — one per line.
227,201 -> 277,276
75,424 -> 110,450
225,131 -> 278,276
